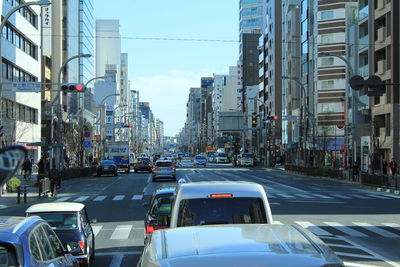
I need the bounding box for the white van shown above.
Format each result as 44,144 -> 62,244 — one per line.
239,153 -> 255,167
169,181 -> 273,228
215,152 -> 228,163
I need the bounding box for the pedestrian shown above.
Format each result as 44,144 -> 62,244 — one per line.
38,157 -> 45,175
352,161 -> 359,182
22,158 -> 31,179
389,158 -> 397,176
382,159 -> 387,175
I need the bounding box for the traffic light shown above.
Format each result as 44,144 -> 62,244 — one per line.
123,124 -> 133,128
61,83 -> 86,93
349,75 -> 385,96
251,113 -> 257,128
266,115 -> 279,120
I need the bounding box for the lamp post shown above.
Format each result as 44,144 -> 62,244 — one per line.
0,0 -> 51,95
50,53 -> 92,170
319,52 -> 355,169
282,76 -> 313,167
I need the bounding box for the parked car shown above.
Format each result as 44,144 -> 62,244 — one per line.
96,160 -> 118,177
152,160 -> 176,182
193,155 -> 207,166
0,216 -> 78,266
215,152 -> 228,163
138,224 -> 344,267
143,187 -> 175,243
26,202 -> 96,266
133,157 -> 153,173
169,181 -> 273,228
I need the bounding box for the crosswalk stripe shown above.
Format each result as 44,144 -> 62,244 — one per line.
74,196 -> 89,202
132,195 -> 143,200
310,194 -> 333,199
294,194 -> 316,199
295,221 -> 332,236
349,194 -> 371,199
93,195 -> 107,201
55,197 -> 71,202
382,223 -> 400,229
323,222 -> 368,237
352,222 -> 398,238
92,225 -> 103,237
112,195 -> 125,201
366,194 -> 391,199
276,193 -> 295,198
110,225 -> 133,239
330,194 -> 352,199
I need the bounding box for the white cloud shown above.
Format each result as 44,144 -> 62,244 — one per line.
133,70 -> 212,136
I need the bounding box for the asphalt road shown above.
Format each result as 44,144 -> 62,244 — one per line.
1,161 -> 400,267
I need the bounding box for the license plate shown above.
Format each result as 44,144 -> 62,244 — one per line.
104,166 -> 109,170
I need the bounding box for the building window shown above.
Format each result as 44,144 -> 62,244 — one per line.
321,80 -> 334,89
321,34 -> 334,43
321,57 -> 334,66
321,10 -> 334,20
3,23 -> 38,59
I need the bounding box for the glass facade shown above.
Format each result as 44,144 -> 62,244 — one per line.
301,0 -> 309,86
239,0 -> 263,34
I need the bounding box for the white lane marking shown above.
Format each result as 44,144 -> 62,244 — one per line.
55,197 -> 71,202
309,193 -> 333,199
74,196 -> 89,202
294,194 -> 316,199
112,195 -> 125,201
352,222 -> 398,238
330,194 -> 352,199
276,193 -> 295,199
349,194 -> 371,199
382,223 -> 400,230
109,253 -> 123,267
366,194 -> 392,199
93,195 -> 107,201
340,236 -> 400,267
323,222 -> 368,237
132,195 -> 143,200
295,221 -> 332,236
269,202 -> 281,205
184,174 -> 192,182
272,220 -> 283,225
267,193 -> 276,198
342,261 -> 383,267
110,225 -> 133,239
92,225 -> 103,237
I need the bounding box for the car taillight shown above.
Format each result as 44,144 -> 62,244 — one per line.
134,163 -> 139,167
211,193 -> 233,198
152,167 -> 159,171
146,163 -> 151,166
146,225 -> 169,234
170,167 -> 176,170
78,241 -> 85,254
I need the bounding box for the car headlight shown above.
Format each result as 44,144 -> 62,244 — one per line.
66,242 -> 80,253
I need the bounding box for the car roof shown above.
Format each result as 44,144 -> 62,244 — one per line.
176,181 -> 266,199
26,202 -> 85,213
155,187 -> 176,195
150,224 -> 342,266
0,216 -> 43,236
156,159 -> 173,162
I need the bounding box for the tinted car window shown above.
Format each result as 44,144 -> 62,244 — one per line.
29,232 -> 42,261
195,155 -> 205,159
100,160 -> 114,165
242,154 -> 254,158
177,198 -> 267,226
138,158 -> 151,163
36,213 -> 78,230
218,153 -> 226,157
0,245 -> 18,266
156,162 -> 173,167
151,194 -> 174,215
34,225 -> 58,261
42,224 -> 64,257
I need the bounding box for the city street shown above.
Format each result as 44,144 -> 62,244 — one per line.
1,163 -> 400,267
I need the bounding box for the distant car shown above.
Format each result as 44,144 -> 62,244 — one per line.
193,155 -> 207,166
0,216 -> 78,267
134,157 -> 153,173
215,152 -> 228,163
169,181 -> 273,228
26,202 -> 96,266
239,153 -> 255,167
138,224 -> 344,267
152,160 -> 176,182
96,160 -> 118,176
143,187 -> 175,243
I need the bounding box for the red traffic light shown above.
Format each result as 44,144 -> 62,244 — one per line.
273,116 -> 279,120
61,83 -> 86,92
76,84 -> 85,92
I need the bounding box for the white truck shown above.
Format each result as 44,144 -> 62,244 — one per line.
106,141 -> 130,173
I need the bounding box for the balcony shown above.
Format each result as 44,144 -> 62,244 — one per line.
359,64 -> 369,77
377,27 -> 385,42
377,0 -> 385,10
377,60 -> 386,75
359,5 -> 369,21
359,35 -> 369,50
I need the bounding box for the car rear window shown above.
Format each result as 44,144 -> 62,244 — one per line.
242,154 -> 254,158
156,161 -> 173,167
138,158 -> 151,163
33,213 -> 78,230
177,198 -> 267,226
195,155 -> 205,159
100,160 -> 114,165
218,153 -> 226,157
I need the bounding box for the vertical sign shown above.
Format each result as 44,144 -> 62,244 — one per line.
41,6 -> 52,56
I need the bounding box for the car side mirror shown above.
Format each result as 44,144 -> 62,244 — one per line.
0,146 -> 27,187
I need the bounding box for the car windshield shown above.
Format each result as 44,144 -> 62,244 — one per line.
100,160 -> 114,165
34,213 -> 78,230
195,155 -> 205,159
138,158 -> 151,163
177,198 -> 267,226
242,154 -> 254,159
156,161 -> 173,167
218,153 -> 226,157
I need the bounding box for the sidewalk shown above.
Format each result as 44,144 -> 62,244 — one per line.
0,172 -> 40,209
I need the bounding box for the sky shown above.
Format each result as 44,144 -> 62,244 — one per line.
94,0 -> 239,136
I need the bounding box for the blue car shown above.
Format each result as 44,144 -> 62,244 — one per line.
0,216 -> 78,266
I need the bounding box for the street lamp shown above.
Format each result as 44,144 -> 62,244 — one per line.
50,53 -> 92,170
282,76 -> 314,167
0,0 -> 51,95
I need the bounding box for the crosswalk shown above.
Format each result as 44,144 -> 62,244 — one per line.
55,194 -> 144,202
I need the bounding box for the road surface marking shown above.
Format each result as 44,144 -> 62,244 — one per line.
349,194 -> 370,199
366,194 -> 392,199
74,196 -> 89,202
330,194 -> 352,199
323,222 -> 368,237
112,195 -> 125,201
110,225 -> 133,239
343,261 -> 383,267
132,195 -> 143,200
294,194 -> 316,199
276,193 -> 295,199
92,225 -> 103,237
382,223 -> 400,229
295,221 -> 332,236
93,195 -> 107,201
55,197 -> 71,202
352,222 -> 398,238
109,253 -> 123,267
310,193 -> 333,199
